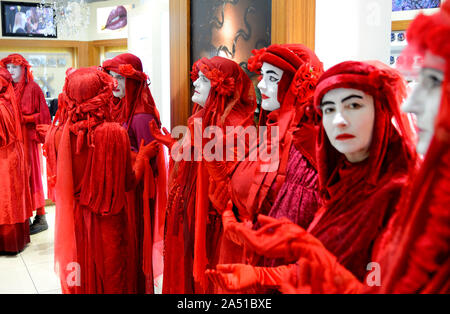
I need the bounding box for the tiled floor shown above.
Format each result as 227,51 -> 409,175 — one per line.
0,205 -> 61,294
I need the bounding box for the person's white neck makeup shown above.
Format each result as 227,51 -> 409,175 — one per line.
110,70 -> 126,99
402,51 -> 445,155
6,63 -> 23,83
258,62 -> 284,111
321,88 -> 375,163
192,70 -> 211,107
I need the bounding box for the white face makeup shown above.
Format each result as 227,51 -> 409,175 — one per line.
110,70 -> 126,99
402,51 -> 445,155
192,70 -> 211,107
258,62 -> 284,111
6,63 -> 23,83
321,88 -> 375,163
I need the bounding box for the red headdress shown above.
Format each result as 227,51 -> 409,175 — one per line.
0,67 -> 22,145
309,61 -> 417,279
372,2 -> 450,293
190,56 -> 256,128
247,44 -> 324,170
0,54 -> 34,107
102,53 -> 161,126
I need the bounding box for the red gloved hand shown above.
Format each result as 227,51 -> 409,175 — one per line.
149,120 -> 176,149
36,124 -> 50,143
206,264 -> 291,292
221,201 -> 248,246
208,177 -> 230,214
134,139 -> 158,182
22,114 -> 37,124
229,214 -> 311,261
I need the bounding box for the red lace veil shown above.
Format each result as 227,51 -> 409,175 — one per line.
310,61 -> 417,279
188,56 -> 256,290
0,67 -> 23,143
372,2 -> 450,293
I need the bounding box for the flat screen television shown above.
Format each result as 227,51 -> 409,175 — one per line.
1,1 -> 57,38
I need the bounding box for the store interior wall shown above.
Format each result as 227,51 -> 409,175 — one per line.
315,0 -> 392,70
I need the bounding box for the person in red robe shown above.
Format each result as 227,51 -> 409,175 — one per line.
0,67 -> 33,254
150,56 -> 256,293
206,60 -> 418,293
102,53 -> 168,293
0,54 -> 51,235
45,67 -> 158,294
210,45 -> 323,291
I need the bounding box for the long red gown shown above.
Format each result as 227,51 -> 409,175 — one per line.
46,68 -> 139,294
0,54 -> 51,212
0,68 -> 33,253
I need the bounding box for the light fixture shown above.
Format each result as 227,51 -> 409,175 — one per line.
39,0 -> 90,37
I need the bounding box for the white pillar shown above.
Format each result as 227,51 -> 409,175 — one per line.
315,0 -> 392,70
128,0 -> 171,130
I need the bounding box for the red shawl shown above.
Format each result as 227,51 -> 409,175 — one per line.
309,61 -> 417,280
371,4 -> 450,293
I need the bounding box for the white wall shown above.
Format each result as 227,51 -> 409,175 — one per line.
315,0 -> 392,70
128,0 -> 171,130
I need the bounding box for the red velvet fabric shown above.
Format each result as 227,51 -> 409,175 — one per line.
0,67 -> 32,252
308,61 -> 417,280
46,68 -> 138,293
1,54 -> 51,211
163,56 -> 256,293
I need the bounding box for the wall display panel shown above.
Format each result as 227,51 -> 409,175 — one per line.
190,0 -> 271,108
1,1 -> 57,38
392,0 -> 441,20
0,49 -> 73,98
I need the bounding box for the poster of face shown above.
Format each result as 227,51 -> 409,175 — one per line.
97,5 -> 131,34
392,0 -> 441,20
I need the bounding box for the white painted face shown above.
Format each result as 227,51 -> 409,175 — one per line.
321,88 -> 375,163
192,70 -> 211,107
258,62 -> 284,111
6,63 -> 23,83
402,51 -> 445,155
110,70 -> 126,99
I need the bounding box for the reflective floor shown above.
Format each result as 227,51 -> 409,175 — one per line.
0,205 -> 61,294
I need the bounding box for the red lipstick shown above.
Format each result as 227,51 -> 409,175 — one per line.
336,133 -> 355,140
261,94 -> 269,100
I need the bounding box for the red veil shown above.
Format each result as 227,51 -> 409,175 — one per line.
371,3 -> 450,293
310,61 -> 417,279
163,56 -> 256,293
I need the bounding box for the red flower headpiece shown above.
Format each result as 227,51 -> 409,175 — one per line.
191,60 -> 236,96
